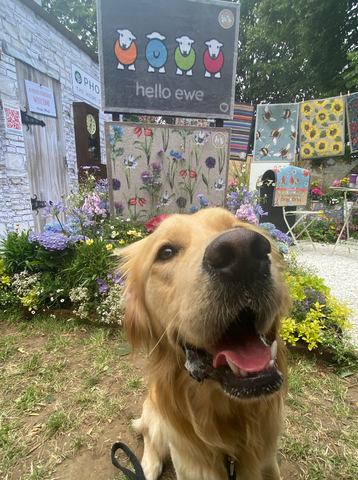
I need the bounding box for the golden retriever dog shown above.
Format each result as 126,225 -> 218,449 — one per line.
120,208 -> 290,480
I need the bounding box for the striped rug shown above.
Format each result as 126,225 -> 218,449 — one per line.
224,103 -> 255,161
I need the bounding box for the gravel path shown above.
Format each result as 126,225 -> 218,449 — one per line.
293,241 -> 358,347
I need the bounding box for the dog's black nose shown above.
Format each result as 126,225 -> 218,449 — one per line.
203,229 -> 271,282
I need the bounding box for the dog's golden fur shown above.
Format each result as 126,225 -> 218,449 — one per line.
120,208 -> 290,480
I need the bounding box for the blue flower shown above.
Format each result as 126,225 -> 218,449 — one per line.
190,206 -> 199,215
113,126 -> 124,135
170,150 -> 182,160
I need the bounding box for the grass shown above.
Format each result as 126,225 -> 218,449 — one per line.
0,314 -> 358,479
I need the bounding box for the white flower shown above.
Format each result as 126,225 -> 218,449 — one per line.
50,297 -> 54,302
214,178 -> 225,191
110,226 -> 114,230
194,131 -> 208,146
123,155 -> 138,169
159,192 -> 172,206
60,299 -> 65,303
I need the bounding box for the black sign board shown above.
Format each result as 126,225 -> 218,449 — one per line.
97,0 -> 240,119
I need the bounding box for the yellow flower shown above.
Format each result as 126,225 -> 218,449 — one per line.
331,99 -> 343,115
119,239 -> 125,244
330,226 -> 335,230
301,121 -> 313,134
86,239 -> 94,245
301,102 -> 313,116
316,110 -> 328,123
330,142 -> 343,154
134,232 -> 142,237
316,139 -> 329,155
106,244 -> 113,250
314,99 -> 327,107
326,124 -> 341,139
301,144 -> 314,158
307,126 -> 319,141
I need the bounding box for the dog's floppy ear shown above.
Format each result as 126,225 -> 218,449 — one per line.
118,239 -> 154,351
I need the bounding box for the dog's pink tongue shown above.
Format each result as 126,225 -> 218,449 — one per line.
213,332 -> 270,373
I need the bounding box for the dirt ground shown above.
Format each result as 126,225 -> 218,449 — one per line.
1,317 -> 358,480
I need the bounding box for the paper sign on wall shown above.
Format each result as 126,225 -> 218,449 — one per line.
25,80 -> 57,117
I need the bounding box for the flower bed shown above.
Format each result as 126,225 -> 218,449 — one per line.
0,168 -> 356,367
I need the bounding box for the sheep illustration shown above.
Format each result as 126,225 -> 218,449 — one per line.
174,36 -> 195,76
114,29 -> 137,71
145,32 -> 168,73
203,39 -> 224,78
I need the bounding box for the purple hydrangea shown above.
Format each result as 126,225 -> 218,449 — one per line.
30,232 -> 69,251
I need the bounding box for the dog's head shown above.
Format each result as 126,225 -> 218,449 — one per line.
120,209 -> 290,399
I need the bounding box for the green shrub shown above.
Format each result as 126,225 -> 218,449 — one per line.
0,230 -> 39,273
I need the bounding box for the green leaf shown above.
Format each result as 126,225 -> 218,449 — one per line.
202,174 -> 209,187
115,344 -> 132,356
44,395 -> 56,404
320,130 -> 327,138
321,122 -> 329,127
335,136 -> 342,142
312,118 -> 317,125
329,114 -> 336,121
339,371 -> 354,378
324,104 -> 332,110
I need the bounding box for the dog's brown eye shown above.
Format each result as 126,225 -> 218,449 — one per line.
157,246 -> 175,261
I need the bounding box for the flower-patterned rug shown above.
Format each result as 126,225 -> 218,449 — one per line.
105,123 -> 231,221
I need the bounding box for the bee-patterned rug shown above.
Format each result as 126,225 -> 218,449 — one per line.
253,103 -> 298,162
299,96 -> 345,159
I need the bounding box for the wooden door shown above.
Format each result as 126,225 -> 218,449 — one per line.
16,60 -> 67,232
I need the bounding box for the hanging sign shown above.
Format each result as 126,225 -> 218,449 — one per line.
97,0 -> 240,119
71,64 -> 101,108
25,80 -> 57,117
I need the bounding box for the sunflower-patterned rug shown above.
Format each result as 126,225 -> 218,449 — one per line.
299,96 -> 345,159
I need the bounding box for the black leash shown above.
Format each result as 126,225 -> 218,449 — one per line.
111,442 -> 236,480
111,442 -> 146,480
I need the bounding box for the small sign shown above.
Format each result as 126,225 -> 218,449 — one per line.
71,64 -> 101,108
3,102 -> 22,134
25,80 -> 57,117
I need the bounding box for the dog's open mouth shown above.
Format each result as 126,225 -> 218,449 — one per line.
182,312 -> 283,399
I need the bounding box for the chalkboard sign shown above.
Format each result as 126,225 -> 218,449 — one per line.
97,0 -> 240,119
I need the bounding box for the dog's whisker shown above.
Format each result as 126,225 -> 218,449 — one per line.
149,312 -> 180,356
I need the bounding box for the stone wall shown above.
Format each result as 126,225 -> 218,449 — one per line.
0,0 -> 108,236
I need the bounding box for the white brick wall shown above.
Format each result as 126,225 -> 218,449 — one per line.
0,0 -> 108,237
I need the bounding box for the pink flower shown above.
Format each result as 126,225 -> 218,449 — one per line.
228,179 -> 238,187
332,180 -> 341,187
145,214 -> 169,232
